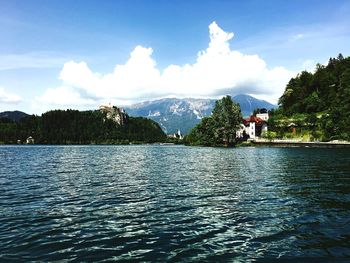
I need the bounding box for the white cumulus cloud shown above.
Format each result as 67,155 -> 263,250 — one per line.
33,86 -> 96,112
0,87 -> 22,104
35,21 -> 295,109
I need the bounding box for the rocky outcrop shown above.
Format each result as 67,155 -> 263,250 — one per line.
99,103 -> 128,126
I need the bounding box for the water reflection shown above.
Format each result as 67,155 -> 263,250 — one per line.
0,145 -> 350,261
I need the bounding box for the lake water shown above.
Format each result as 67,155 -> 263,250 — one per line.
1,145 -> 350,261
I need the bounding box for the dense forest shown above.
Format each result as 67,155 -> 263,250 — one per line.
0,109 -> 166,144
269,54 -> 350,141
185,96 -> 242,146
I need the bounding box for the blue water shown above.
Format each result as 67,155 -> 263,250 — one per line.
1,145 -> 350,262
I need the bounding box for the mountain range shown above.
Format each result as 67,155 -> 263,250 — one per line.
125,94 -> 276,134
0,94 -> 276,135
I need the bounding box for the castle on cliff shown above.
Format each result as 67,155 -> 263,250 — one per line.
99,103 -> 128,125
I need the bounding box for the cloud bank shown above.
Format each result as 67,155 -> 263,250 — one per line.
0,87 -> 21,104
35,22 -> 294,110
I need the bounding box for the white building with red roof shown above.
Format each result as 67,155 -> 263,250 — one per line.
237,109 -> 269,139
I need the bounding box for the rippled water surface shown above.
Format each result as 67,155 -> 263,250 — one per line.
1,145 -> 350,262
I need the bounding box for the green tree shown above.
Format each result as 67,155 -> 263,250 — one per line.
262,131 -> 277,141
186,96 -> 242,146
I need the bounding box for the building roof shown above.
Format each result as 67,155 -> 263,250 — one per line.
243,115 -> 266,126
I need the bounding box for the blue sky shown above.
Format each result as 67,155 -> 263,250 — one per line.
0,0 -> 349,113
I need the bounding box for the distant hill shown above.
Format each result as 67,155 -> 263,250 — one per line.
125,94 -> 276,134
0,109 -> 166,144
0,111 -> 30,122
126,98 -> 214,135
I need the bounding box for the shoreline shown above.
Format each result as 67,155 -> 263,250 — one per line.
2,140 -> 350,148
251,139 -> 350,148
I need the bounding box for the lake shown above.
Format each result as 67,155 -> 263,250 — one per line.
1,145 -> 350,261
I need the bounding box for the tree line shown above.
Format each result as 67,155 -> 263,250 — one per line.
271,53 -> 350,141
0,109 -> 166,144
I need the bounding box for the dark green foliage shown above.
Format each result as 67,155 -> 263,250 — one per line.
0,109 -> 166,144
0,118 -> 18,143
186,96 -> 242,146
278,71 -> 315,114
185,117 -> 218,146
277,54 -> 350,141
